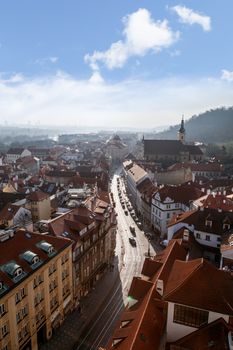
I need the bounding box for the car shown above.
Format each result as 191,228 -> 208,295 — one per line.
124,210 -> 128,215
129,237 -> 136,246
160,239 -> 168,247
122,205 -> 125,210
137,222 -> 142,229
130,225 -> 136,235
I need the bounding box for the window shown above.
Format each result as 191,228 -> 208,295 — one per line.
21,305 -> 28,318
173,304 -> 208,328
33,274 -> 44,288
49,279 -> 57,292
206,235 -> 210,241
0,304 -> 6,317
34,291 -> 44,306
16,311 -> 21,323
22,324 -> 29,337
167,213 -> 170,219
1,324 -> 8,338
15,292 -> 20,304
196,233 -> 201,239
21,288 -> 26,298
223,223 -> 230,230
205,220 -> 212,227
48,263 -> 56,275
166,204 -> 171,209
50,296 -> 58,310
18,330 -> 22,342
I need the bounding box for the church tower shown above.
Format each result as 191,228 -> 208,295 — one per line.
178,115 -> 185,143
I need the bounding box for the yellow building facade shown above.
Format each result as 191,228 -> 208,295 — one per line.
0,229 -> 73,350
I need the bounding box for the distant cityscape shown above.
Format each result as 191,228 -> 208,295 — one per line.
0,116 -> 232,350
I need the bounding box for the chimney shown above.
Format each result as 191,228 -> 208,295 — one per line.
156,279 -> 164,296
183,229 -> 189,242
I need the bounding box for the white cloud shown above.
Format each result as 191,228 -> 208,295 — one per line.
85,8 -> 179,70
35,56 -> 59,65
49,56 -> 59,63
0,72 -> 232,129
0,73 -> 25,84
221,69 -> 233,82
169,49 -> 181,57
89,71 -> 104,84
172,5 -> 211,31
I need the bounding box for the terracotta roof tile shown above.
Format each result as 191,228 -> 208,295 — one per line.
164,258 -> 233,315
27,190 -> 49,201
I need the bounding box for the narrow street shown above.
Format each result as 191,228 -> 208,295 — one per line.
74,170 -> 157,349
40,169 -> 159,350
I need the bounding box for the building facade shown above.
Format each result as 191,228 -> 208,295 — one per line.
0,229 -> 73,350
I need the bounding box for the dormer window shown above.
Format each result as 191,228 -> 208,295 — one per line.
21,250 -> 40,268
112,338 -> 125,346
36,241 -> 56,256
223,223 -> 230,230
205,219 -> 212,228
14,267 -> 23,278
2,261 -> 26,281
121,320 -> 132,328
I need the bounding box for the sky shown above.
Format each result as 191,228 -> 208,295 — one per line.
0,0 -> 233,130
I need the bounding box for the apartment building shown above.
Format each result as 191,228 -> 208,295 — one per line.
26,191 -> 51,222
0,229 -> 73,350
151,183 -> 202,237
49,196 -> 117,305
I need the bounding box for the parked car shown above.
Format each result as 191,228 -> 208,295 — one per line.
129,237 -> 136,246
130,225 -> 136,235
124,210 -> 128,216
137,222 -> 142,229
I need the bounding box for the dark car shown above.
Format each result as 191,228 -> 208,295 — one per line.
124,210 -> 128,215
130,225 -> 136,236
129,237 -> 136,246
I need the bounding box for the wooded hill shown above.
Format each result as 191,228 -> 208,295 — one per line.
155,107 -> 233,144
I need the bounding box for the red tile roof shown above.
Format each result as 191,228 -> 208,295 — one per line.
169,207 -> 233,236
168,162 -> 223,172
164,258 -> 233,315
0,229 -> 71,293
202,193 -> 233,211
156,183 -> 202,206
27,190 -> 49,202
0,203 -> 20,221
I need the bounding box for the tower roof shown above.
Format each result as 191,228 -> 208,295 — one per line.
179,116 -> 185,133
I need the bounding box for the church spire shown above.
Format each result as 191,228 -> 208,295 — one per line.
178,115 -> 185,143
179,115 -> 185,133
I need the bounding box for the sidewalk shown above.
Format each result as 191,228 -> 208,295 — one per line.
39,256 -> 122,350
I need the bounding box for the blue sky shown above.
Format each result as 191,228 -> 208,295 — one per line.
0,1 -> 232,129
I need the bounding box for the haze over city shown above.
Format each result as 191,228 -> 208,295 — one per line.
0,0 -> 232,128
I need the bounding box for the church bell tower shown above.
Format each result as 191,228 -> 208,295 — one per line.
178,115 -> 185,143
